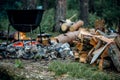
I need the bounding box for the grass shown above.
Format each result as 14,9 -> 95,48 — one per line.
14,59 -> 24,68
48,60 -> 120,80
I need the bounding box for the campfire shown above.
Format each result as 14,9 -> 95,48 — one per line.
14,32 -> 30,40
0,10 -> 120,72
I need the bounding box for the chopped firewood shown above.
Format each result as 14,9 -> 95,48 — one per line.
96,30 -> 108,37
61,19 -> 73,32
74,51 -> 79,60
74,38 -> 92,51
78,28 -> 114,43
94,40 -> 102,50
98,47 -> 109,70
90,37 -> 98,47
89,28 -> 96,34
79,51 -> 88,63
87,40 -> 102,62
87,48 -> 94,57
78,28 -> 92,38
76,42 -> 83,51
91,35 -> 114,43
114,35 -> 120,49
98,59 -> 111,70
61,23 -> 70,32
55,31 -> 79,43
69,20 -> 84,32
100,46 -> 109,59
90,43 -> 110,64
108,43 -> 120,72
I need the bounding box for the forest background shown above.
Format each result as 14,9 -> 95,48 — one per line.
0,0 -> 120,33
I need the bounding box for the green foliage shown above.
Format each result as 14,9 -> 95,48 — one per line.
0,18 -> 9,30
14,59 -> 23,68
66,9 -> 79,22
0,0 -> 120,31
48,60 -> 120,80
39,9 -> 79,32
40,9 -> 55,32
88,13 -> 100,28
67,0 -> 79,10
94,0 -> 120,27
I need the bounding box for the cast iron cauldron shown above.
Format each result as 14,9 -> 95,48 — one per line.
7,9 -> 44,32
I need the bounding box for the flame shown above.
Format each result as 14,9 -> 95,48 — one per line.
14,32 -> 30,40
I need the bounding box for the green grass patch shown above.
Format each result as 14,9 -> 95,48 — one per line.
48,60 -> 120,80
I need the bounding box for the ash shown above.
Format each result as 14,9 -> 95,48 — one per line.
0,41 -> 74,60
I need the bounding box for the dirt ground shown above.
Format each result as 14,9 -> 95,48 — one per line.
0,59 -> 78,80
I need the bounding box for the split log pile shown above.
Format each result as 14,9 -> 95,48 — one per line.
55,19 -> 120,71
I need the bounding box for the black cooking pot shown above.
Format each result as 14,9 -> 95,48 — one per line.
7,9 -> 44,32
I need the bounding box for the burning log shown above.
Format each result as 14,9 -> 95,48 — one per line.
14,32 -> 30,40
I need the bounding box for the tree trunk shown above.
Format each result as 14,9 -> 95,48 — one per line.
118,20 -> 120,34
79,0 -> 89,26
89,0 -> 95,13
54,0 -> 66,32
43,0 -> 48,10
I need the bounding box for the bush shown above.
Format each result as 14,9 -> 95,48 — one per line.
88,13 -> 100,28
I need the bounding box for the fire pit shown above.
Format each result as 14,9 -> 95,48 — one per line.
0,9 -> 45,59
7,9 -> 44,43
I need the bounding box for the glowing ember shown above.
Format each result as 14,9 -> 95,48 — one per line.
12,41 -> 39,47
13,41 -> 24,47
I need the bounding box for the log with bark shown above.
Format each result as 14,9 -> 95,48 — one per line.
108,42 -> 120,72
60,19 -> 73,32
69,20 -> 84,32
55,31 -> 79,43
114,35 -> 120,49
97,59 -> 111,70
